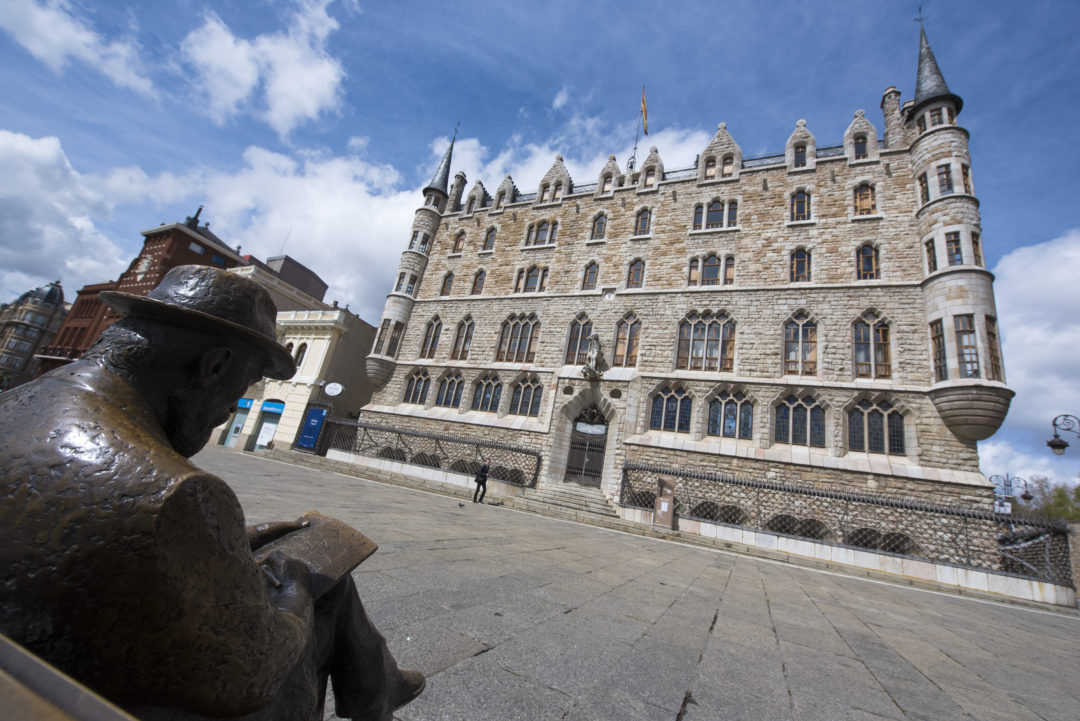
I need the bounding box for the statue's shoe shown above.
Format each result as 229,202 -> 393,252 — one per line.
392,669 -> 426,710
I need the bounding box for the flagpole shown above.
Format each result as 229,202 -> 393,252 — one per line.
628,85 -> 644,173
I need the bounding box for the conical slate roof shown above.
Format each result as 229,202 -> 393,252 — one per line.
423,136 -> 455,197
912,26 -> 962,115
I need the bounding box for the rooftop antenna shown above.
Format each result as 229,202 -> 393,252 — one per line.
279,225 -> 293,256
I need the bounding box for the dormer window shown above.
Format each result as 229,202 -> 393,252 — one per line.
793,144 -> 806,168
540,184 -> 550,202
602,175 -> 613,193
854,135 -> 868,160
466,198 -> 475,214
495,192 -> 505,209
704,158 -> 716,179
644,168 -> 656,187
553,182 -> 563,200
721,155 -> 734,178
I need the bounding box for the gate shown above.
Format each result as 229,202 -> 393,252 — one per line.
564,406 -> 608,487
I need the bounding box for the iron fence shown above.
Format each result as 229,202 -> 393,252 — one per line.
620,462 -> 1073,587
323,418 -> 542,487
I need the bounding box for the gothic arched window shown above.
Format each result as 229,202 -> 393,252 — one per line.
774,394 -> 825,447
496,314 -> 540,363
509,376 -> 543,416
707,391 -> 753,439
451,318 -> 474,360
435,373 -> 464,408
419,318 -> 441,359
471,375 -> 502,412
848,400 -> 905,454
649,386 -> 692,433
565,314 -> 592,364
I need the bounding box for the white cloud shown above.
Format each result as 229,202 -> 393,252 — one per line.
991,230 -> 1080,432
0,130 -> 128,301
552,86 -> 569,111
0,0 -> 153,95
180,1 -> 344,138
979,439 -> 1064,486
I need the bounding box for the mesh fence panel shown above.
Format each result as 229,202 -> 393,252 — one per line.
322,419 -> 541,487
620,463 -> 1072,586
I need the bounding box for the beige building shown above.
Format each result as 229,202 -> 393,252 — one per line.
0,281 -> 67,390
360,28 -> 1010,516
216,264 -> 376,453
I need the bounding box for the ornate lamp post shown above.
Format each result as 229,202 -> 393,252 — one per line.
989,474 -> 1032,517
1046,414 -> 1080,455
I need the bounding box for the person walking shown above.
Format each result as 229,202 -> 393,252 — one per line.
473,462 -> 489,503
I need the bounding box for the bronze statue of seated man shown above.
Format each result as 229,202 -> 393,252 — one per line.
0,265 -> 423,721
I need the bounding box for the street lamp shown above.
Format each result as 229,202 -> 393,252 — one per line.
989,474 -> 1033,502
1046,414 -> 1080,455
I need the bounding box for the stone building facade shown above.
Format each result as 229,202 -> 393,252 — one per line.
0,281 -> 67,390
362,29 -> 1011,510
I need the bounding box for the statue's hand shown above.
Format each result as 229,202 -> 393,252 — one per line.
247,519 -> 310,551
261,551 -> 313,623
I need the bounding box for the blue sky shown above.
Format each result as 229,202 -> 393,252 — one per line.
2,0 -> 1079,486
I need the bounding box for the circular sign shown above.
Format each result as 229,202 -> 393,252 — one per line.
324,382 -> 344,397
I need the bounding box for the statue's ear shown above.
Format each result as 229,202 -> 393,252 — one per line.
195,346 -> 234,389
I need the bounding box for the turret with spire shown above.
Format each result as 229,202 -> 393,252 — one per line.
365,130 -> 458,389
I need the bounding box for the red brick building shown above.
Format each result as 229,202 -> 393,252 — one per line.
36,208 -> 248,374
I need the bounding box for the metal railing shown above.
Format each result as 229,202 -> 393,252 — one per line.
620,462 -> 1073,587
323,418 -> 542,487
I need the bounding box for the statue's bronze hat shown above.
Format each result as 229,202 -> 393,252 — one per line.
100,265 -> 296,379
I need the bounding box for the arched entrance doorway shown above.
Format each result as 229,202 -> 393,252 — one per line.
564,406 -> 608,487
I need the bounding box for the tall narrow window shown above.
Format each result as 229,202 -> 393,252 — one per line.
701,254 -> 721,286
856,245 -> 879,280
408,231 -> 419,250
848,400 -> 904,454
930,319 -> 947,382
947,106 -> 955,124
539,184 -> 550,202
483,228 -> 496,250
536,222 -> 549,245
687,258 -> 700,286
704,157 -> 716,178
986,316 -> 1003,381
525,225 -> 535,246
613,315 -> 641,367
395,273 -> 405,292
420,318 -> 441,359
602,174 -> 613,193
523,266 -> 540,292
918,173 -> 929,204
385,321 -> 405,357
373,319 -> 391,355
635,209 -> 651,235
496,314 -> 540,363
404,370 -> 430,405
466,198 -> 475,214
972,232 -> 983,266
692,204 -> 703,230
495,192 -> 505,209
418,234 -> 430,253
627,259 -> 645,289
706,201 -> 724,229
854,135 -> 868,159
946,231 -> 963,265
791,191 -> 810,221
853,313 -> 890,378
565,315 -> 592,364
676,312 -> 735,371
294,343 -> 307,369
929,108 -> 943,126
406,275 -> 417,295
452,232 -> 465,253
471,271 -> 485,295
721,155 -> 734,177
509,377 -> 543,416
962,165 -> 972,194
591,214 -> 606,239
513,269 -> 524,293
549,222 -> 558,243
649,387 -> 692,432
723,257 -> 735,285
793,144 -> 807,168
707,392 -> 753,439
937,164 -> 954,195
582,262 -> 599,290
784,313 -> 816,375
774,395 -> 825,447
435,373 -> 464,408
854,184 -> 876,215
440,273 -> 454,295
790,249 -> 811,282
917,115 -> 927,134
553,182 -> 563,200
451,318 -> 474,360
471,375 -> 502,412
644,168 -> 656,187
925,239 -> 938,273
954,314 -> 980,378
727,200 -> 737,227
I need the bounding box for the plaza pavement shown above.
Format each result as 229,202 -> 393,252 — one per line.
193,445 -> 1080,721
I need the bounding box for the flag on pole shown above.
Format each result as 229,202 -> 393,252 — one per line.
641,86 -> 648,135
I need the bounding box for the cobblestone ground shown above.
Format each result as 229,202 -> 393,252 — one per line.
193,446 -> 1080,721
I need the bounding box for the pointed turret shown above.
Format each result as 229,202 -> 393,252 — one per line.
912,26 -> 962,116
423,135 -> 455,197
